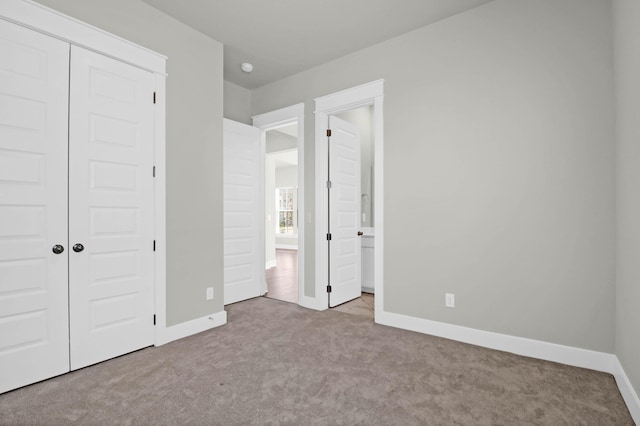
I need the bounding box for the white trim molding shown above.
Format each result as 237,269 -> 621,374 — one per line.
377,309 -> 640,423
252,103 -> 306,308
155,311 -> 227,347
253,103 -> 305,129
275,243 -> 299,250
153,74 -> 168,347
612,359 -> 640,423
315,79 -> 384,114
314,80 -> 384,312
376,311 -> 616,371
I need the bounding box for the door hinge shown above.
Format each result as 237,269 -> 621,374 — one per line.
153,314 -> 156,325
153,240 -> 156,251
153,92 -> 157,104
326,233 -> 332,241
326,180 -> 332,189
326,129 -> 332,137
327,285 -> 332,293
153,166 -> 156,177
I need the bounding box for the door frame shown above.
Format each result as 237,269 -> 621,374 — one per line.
314,79 -> 384,314
252,103 -> 309,308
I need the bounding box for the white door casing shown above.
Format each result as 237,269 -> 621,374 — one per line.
328,116 -> 361,307
223,119 -> 264,305
0,19 -> 71,393
68,46 -> 155,370
314,80 -> 384,314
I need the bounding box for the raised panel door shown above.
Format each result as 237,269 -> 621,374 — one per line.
223,119 -> 263,305
0,19 -> 70,393
328,116 -> 361,307
68,46 -> 155,370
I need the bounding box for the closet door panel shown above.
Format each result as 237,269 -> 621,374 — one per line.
68,46 -> 155,370
0,19 -> 70,393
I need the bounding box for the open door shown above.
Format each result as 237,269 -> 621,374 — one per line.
327,116 -> 361,307
223,119 -> 264,305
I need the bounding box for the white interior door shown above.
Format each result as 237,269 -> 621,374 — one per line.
223,119 -> 263,305
68,46 -> 155,370
328,116 -> 361,307
0,19 -> 70,393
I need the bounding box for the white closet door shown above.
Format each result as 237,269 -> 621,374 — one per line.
68,46 -> 155,370
0,19 -> 70,393
328,116 -> 361,307
223,119 -> 263,305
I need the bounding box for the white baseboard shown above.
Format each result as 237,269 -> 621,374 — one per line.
375,310 -> 615,372
612,359 -> 640,423
375,309 -> 639,423
265,259 -> 277,269
155,310 -> 227,346
298,294 -> 327,311
276,244 -> 298,250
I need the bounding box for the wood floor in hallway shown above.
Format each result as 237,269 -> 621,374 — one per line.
265,249 -> 374,320
265,249 -> 298,304
332,292 -> 374,320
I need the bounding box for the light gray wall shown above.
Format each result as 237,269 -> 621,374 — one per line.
36,0 -> 225,326
251,0 -> 615,352
224,80 -> 251,124
266,131 -> 297,153
614,0 -> 640,398
275,166 -> 298,188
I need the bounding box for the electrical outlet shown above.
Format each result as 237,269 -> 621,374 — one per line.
206,287 -> 214,301
445,293 -> 455,308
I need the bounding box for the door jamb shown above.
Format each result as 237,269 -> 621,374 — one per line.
153,75 -> 167,343
252,103 -> 309,308
314,80 -> 384,315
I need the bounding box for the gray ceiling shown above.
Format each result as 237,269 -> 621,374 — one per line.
142,0 -> 494,90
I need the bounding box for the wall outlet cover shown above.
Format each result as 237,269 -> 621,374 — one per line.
445,293 -> 455,308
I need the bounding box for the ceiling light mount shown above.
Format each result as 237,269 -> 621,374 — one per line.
241,62 -> 253,73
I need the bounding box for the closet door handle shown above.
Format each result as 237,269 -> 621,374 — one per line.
73,243 -> 85,253
357,231 -> 364,236
52,244 -> 64,254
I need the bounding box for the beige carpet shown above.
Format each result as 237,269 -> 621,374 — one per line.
0,297 -> 633,425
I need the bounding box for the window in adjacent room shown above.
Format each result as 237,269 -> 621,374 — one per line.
276,187 -> 297,235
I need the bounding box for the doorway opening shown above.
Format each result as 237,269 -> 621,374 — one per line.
314,80 -> 384,319
252,103 -> 306,307
264,125 -> 299,303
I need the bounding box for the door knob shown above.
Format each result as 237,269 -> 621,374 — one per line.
52,244 -> 64,254
73,243 -> 85,253
357,231 -> 364,236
